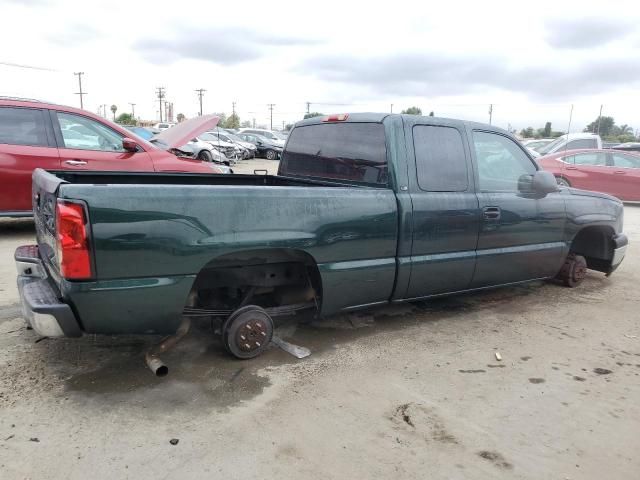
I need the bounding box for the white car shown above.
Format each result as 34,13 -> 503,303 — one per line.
530,133 -> 602,158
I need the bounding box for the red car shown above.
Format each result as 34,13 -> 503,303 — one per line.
0,97 -> 223,217
536,148 -> 640,201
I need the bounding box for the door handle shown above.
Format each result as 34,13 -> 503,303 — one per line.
614,171 -> 626,175
565,166 -> 578,170
482,206 -> 501,220
64,160 -> 88,166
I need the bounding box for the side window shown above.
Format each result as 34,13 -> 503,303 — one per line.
56,112 -> 125,152
413,125 -> 468,191
572,153 -> 606,166
566,139 -> 597,150
0,107 -> 48,147
612,153 -> 640,168
473,131 -> 537,192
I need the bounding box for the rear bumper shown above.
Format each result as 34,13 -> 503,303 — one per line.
15,245 -> 82,337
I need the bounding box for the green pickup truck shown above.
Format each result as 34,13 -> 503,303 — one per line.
16,113 -> 627,372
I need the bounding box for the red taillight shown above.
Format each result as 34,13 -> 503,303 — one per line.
56,200 -> 92,279
322,113 -> 349,122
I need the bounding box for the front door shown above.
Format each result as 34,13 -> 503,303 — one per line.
470,130 -> 566,287
52,111 -> 154,172
404,122 -> 480,299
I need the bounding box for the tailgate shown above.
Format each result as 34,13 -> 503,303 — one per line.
31,168 -> 67,284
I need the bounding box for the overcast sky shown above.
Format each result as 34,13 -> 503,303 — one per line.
2,0 -> 639,132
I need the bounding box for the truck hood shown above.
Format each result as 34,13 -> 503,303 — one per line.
151,115 -> 219,149
568,187 -> 622,204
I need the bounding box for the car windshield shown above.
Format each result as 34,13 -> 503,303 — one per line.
537,136 -> 565,155
273,132 -> 287,140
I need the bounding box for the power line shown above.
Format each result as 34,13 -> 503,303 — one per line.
156,87 -> 166,122
267,103 -> 275,130
195,88 -> 206,116
74,72 -> 86,109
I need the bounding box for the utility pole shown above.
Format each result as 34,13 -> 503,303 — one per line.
74,72 -> 86,109
195,88 -> 205,116
282,120 -> 285,130
156,87 -> 166,122
252,118 -> 256,128
267,104 -> 275,130
595,104 -> 603,135
129,103 -> 136,118
488,104 -> 493,125
100,104 -> 106,118
305,102 -> 311,115
390,104 -> 393,113
232,101 -> 236,117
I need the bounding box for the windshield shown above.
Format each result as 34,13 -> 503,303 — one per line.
537,136 -> 565,155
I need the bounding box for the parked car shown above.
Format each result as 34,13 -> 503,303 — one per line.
177,139 -> 233,173
236,132 -> 283,159
15,113 -> 626,375
238,128 -> 286,147
198,132 -> 243,162
122,125 -> 156,141
0,98 -> 226,216
153,122 -> 176,130
613,142 -> 640,152
205,130 -> 257,158
521,138 -> 553,152
536,148 -> 640,201
530,133 -> 602,158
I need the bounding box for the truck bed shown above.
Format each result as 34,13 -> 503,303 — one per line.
49,171 -> 374,188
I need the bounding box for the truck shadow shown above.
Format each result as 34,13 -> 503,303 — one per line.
0,218 -> 35,236
8,274 -> 608,412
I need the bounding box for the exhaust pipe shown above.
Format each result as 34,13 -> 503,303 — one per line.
145,317 -> 191,377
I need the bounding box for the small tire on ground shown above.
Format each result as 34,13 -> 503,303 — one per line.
197,150 -> 213,162
222,305 -> 274,359
265,149 -> 276,160
555,253 -> 588,287
556,176 -> 571,187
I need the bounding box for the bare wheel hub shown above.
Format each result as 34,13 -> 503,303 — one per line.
236,319 -> 268,352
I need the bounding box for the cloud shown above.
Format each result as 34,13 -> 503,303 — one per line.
135,27 -> 319,66
297,52 -> 640,100
46,24 -> 103,47
545,17 -> 634,49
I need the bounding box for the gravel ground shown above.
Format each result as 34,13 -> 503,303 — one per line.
0,184 -> 638,479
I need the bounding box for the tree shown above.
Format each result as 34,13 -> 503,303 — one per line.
241,120 -> 252,128
223,112 -> 240,129
428,111 -> 434,116
520,127 -> 535,138
543,122 -> 551,137
110,105 -> 117,121
583,116 -> 615,137
401,106 -> 422,115
176,113 -> 186,123
618,124 -> 632,135
304,112 -> 323,119
115,113 -> 136,125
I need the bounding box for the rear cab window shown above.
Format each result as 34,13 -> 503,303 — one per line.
279,123 -> 388,186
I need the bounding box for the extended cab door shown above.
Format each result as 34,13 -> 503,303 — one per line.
51,111 -> 154,171
470,130 -> 566,287
403,120 -> 480,299
0,106 -> 59,213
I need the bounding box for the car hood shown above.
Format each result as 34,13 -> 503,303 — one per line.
152,115 -> 219,149
568,187 -> 622,204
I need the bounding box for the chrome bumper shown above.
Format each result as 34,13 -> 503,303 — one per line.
15,245 -> 82,338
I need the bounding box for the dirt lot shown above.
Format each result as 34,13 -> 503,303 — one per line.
0,180 -> 638,479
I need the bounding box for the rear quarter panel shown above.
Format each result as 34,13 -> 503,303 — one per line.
58,183 -> 398,333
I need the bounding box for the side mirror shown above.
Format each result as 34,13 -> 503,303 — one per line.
257,141 -> 263,146
122,137 -> 138,152
519,170 -> 559,196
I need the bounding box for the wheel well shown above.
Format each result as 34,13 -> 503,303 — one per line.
186,248 -> 322,316
570,226 -> 615,273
